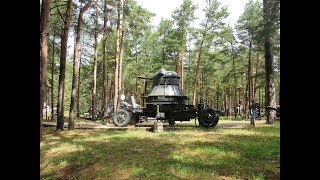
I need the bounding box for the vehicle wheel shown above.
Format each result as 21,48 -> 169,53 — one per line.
168,119 -> 175,126
129,113 -> 139,125
113,109 -> 131,127
198,108 -> 219,128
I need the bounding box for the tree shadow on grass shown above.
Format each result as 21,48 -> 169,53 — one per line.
41,126 -> 279,179
41,129 -> 179,179
187,133 -> 280,179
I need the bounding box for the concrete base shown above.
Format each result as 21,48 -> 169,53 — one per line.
153,121 -> 163,132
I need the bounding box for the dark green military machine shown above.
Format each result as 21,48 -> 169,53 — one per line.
112,69 -> 219,128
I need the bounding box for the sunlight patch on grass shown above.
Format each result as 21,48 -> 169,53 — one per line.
131,166 -> 148,177
45,142 -> 85,157
41,123 -> 280,179
249,173 -> 265,180
58,159 -> 68,167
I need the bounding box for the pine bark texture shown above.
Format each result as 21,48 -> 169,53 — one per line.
92,0 -> 99,121
56,0 -> 73,131
40,0 -> 52,140
192,40 -> 204,106
51,36 -> 55,121
113,0 -> 121,111
118,0 -> 126,109
102,0 -> 109,121
264,0 -> 277,124
69,0 -> 92,129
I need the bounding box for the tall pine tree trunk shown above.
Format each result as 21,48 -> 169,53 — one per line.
77,34 -> 85,118
216,89 -> 219,110
261,84 -> 264,110
92,0 -> 99,121
135,45 -> 139,101
40,0 -> 52,140
229,81 -> 232,118
247,39 -> 254,125
118,0 -> 126,109
253,52 -> 260,101
223,86 -> 226,114
45,86 -> 48,121
56,0 -> 72,131
113,0 -> 121,111
239,88 -> 242,106
265,36 -> 277,123
244,82 -> 248,119
187,44 -> 191,98
110,80 -> 114,101
69,0 -> 92,129
176,50 -> 181,76
77,54 -> 81,117
51,36 -> 55,121
201,71 -> 204,100
231,43 -> 238,119
205,88 -> 208,105
102,0 -> 109,122
180,29 -> 184,93
259,85 -> 261,107
264,0 -> 277,124
192,40 -> 204,106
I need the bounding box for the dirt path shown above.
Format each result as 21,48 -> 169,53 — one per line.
42,121 -> 132,129
216,120 -> 266,128
42,119 -> 266,129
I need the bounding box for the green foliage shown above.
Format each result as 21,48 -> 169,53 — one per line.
236,0 -> 264,46
172,0 -> 197,28
199,0 -> 229,41
263,0 -> 280,35
171,0 -> 197,54
46,0 -> 280,116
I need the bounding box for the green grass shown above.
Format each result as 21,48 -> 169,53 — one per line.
41,122 -> 280,179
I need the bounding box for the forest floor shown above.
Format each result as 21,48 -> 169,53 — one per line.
41,120 -> 280,179
42,117 -> 267,129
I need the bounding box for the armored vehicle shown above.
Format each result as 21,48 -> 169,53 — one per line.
113,69 -> 219,128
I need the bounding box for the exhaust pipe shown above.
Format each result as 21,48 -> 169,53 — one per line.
130,96 -> 137,109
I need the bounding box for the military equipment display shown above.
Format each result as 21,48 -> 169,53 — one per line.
112,69 -> 219,128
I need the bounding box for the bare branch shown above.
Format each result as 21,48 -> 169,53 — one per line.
56,5 -> 66,23
50,3 -> 67,10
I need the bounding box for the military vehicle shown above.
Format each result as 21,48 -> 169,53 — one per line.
112,69 -> 219,128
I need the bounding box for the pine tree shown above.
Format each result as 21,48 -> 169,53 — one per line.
40,0 -> 52,140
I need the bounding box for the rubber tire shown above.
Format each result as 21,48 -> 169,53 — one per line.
198,108 -> 219,128
129,113 -> 139,125
168,119 -> 175,126
113,109 -> 131,127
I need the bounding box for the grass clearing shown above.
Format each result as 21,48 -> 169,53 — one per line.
41,122 -> 280,179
